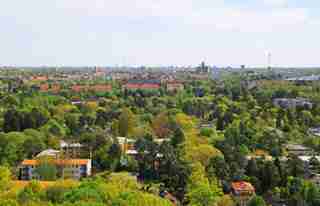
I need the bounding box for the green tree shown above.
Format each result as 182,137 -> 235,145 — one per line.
286,155 -> 305,177
3,109 -> 23,132
152,112 -> 171,138
0,166 -> 11,191
247,196 -> 266,206
187,163 -> 222,206
34,158 -> 57,181
17,180 -> 42,204
207,156 -> 230,181
118,108 -> 135,137
22,129 -> 46,158
171,127 -> 185,147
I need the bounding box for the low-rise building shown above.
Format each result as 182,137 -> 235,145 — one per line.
231,181 -> 255,206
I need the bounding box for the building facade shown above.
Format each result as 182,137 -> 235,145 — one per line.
20,159 -> 91,180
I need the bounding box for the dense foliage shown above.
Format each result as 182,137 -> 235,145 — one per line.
1,71 -> 320,205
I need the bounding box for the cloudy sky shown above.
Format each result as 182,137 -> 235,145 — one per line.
1,0 -> 320,67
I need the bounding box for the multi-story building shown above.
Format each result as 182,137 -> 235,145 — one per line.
20,159 -> 91,180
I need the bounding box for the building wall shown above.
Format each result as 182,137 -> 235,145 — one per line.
20,161 -> 92,180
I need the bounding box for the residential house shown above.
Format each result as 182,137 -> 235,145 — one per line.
231,181 -> 255,206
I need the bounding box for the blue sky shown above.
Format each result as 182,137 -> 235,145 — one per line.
1,0 -> 320,67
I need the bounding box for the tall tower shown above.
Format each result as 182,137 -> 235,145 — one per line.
267,52 -> 272,70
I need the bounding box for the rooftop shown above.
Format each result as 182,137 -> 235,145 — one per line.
22,159 -> 90,166
36,149 -> 60,158
231,181 -> 255,192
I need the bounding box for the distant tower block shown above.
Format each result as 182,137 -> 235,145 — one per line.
267,52 -> 272,70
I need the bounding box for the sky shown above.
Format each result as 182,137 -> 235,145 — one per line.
1,0 -> 320,67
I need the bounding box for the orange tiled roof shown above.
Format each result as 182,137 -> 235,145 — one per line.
231,181 -> 255,192
22,159 -> 90,166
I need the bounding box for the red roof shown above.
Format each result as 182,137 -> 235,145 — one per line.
231,181 -> 255,192
22,159 -> 90,166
